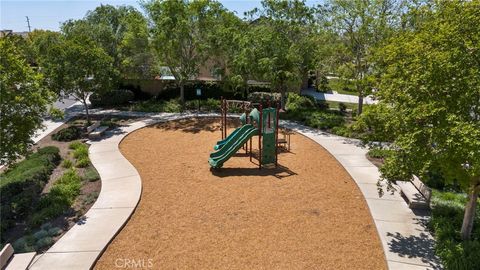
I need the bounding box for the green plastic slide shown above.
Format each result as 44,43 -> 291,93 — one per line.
214,126 -> 242,150
209,124 -> 258,168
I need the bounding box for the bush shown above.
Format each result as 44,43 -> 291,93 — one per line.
130,99 -> 182,113
350,103 -> 394,143
83,167 -> 100,182
47,227 -> 62,237
62,159 -> 73,168
12,236 -> 35,253
185,98 -> 221,112
429,190 -> 480,270
75,157 -> 90,168
285,93 -> 315,111
90,89 -> 134,107
0,147 -> 60,238
305,111 -> 345,130
331,126 -> 352,137
68,141 -> 83,150
52,126 -> 82,142
35,236 -> 53,249
338,102 -> 347,114
29,169 -> 82,227
72,144 -> 88,159
33,229 -> 48,240
248,92 -> 281,105
367,148 -> 393,159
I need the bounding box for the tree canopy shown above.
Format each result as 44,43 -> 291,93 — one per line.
0,37 -> 54,164
375,0 -> 480,240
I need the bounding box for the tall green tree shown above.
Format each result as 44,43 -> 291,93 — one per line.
0,37 -> 54,164
321,0 -> 400,114
39,35 -> 114,123
144,0 -> 231,107
246,0 -> 317,109
376,0 -> 480,240
62,5 -> 152,81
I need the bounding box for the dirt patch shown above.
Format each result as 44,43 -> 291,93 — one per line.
95,118 -> 386,270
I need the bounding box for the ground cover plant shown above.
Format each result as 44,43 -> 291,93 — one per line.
0,146 -> 60,238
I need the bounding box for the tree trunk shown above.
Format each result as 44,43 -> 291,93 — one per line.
83,98 -> 90,125
358,94 -> 364,115
280,85 -> 286,111
179,82 -> 185,111
461,183 -> 479,240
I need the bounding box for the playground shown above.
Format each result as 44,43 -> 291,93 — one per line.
94,116 -> 386,269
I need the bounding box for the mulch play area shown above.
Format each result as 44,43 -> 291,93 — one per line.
94,118 -> 386,269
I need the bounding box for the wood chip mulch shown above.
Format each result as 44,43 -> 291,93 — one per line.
94,118 -> 386,270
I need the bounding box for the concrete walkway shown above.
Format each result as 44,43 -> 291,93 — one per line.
301,89 -> 378,105
29,112 -> 440,269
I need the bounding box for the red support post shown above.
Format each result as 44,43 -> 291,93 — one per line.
275,103 -> 280,167
258,104 -> 263,169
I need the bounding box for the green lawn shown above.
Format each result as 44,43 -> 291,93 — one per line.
327,78 -> 357,95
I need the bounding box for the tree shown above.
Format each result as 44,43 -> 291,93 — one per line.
62,5 -> 153,81
321,0 -> 400,114
0,37 -> 54,164
39,34 -> 114,123
144,0 -> 230,107
246,0 -> 317,109
376,0 -> 480,240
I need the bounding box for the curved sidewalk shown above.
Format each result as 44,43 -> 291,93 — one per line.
29,113 -> 440,269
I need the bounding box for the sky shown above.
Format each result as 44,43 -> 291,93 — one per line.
1,0 -> 322,32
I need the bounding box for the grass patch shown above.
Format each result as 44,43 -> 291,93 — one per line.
61,159 -> 73,168
429,190 -> 480,270
327,78 -> 356,95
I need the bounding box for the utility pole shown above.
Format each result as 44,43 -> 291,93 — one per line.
26,16 -> 31,32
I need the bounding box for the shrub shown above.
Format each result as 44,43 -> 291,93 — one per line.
100,119 -> 118,128
305,111 -> 345,130
62,159 -> 73,168
35,236 -> 53,249
72,144 -> 88,159
47,227 -> 62,237
185,98 -> 221,112
0,147 -> 60,237
29,169 -> 82,227
130,99 -> 182,113
75,157 -> 90,168
248,92 -> 281,105
367,148 -> 393,159
429,190 -> 480,270
90,89 -> 134,107
52,126 -> 82,142
33,230 -> 48,240
68,141 -> 83,150
331,126 -> 351,137
350,103 -> 394,143
285,93 -> 315,112
12,236 -> 35,253
338,102 -> 347,114
83,167 -> 100,182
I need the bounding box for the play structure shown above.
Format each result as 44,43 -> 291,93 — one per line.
209,98 -> 280,169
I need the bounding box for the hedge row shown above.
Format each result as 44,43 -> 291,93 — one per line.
0,146 -> 60,239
